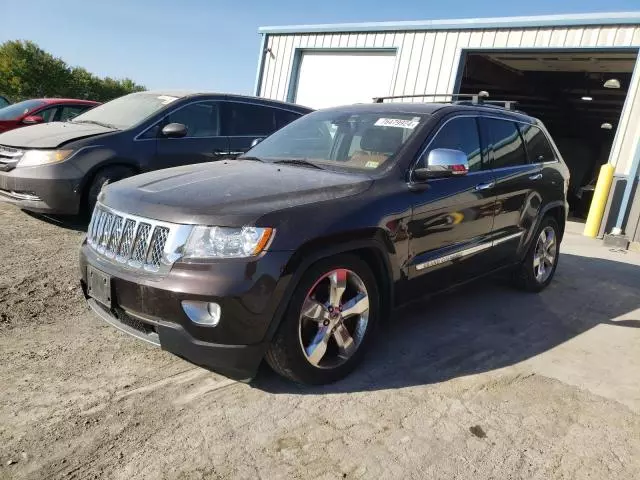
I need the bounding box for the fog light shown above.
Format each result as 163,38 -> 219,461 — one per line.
207,303 -> 221,322
181,301 -> 221,327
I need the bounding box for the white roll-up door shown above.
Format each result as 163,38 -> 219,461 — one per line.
293,51 -> 396,109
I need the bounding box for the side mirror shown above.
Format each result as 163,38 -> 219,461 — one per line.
413,148 -> 469,181
250,137 -> 264,148
161,123 -> 188,138
22,115 -> 44,125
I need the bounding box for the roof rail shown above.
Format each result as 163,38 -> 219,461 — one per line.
372,92 -> 518,111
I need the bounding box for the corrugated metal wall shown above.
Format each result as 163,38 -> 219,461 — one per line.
260,25 -> 640,101
258,24 -> 640,175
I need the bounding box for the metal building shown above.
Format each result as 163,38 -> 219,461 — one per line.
255,12 -> 640,247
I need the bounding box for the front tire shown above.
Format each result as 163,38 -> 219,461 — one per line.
265,254 -> 380,385
85,166 -> 134,215
513,216 -> 560,292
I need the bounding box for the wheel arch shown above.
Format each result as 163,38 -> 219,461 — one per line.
79,159 -> 140,209
518,201 -> 566,261
263,229 -> 396,343
540,201 -> 567,242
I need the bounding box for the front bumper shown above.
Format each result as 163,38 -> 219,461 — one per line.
0,163 -> 83,214
86,298 -> 267,381
79,242 -> 293,380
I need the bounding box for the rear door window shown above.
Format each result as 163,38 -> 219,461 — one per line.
485,118 -> 528,169
224,102 -> 276,136
519,123 -> 556,163
425,116 -> 483,172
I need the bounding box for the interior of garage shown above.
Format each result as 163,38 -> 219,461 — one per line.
458,50 -> 637,218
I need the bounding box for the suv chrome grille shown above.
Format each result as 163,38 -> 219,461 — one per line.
87,204 -> 192,274
130,223 -> 152,264
147,227 -> 169,266
106,216 -> 124,256
117,219 -> 137,260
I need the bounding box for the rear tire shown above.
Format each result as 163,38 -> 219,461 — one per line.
513,216 -> 560,292
265,254 -> 380,385
85,166 -> 134,215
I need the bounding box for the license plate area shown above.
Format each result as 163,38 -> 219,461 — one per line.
87,265 -> 112,307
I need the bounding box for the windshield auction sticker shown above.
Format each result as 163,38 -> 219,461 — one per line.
157,95 -> 179,105
375,118 -> 419,129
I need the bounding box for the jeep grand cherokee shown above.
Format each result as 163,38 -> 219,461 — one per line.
79,101 -> 569,384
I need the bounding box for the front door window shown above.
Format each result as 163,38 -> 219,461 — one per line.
166,102 -> 220,137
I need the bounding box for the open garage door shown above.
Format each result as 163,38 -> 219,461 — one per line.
459,50 -> 637,219
293,51 -> 396,109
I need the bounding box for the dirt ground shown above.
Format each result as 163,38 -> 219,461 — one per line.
1,202 -> 639,480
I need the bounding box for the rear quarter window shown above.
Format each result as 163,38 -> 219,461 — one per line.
519,124 -> 556,163
275,110 -> 302,129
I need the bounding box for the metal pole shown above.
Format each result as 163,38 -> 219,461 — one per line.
584,163 -> 616,237
611,136 -> 640,235
253,34 -> 267,97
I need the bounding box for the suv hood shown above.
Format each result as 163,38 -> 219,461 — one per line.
100,160 -> 372,225
0,121 -> 112,148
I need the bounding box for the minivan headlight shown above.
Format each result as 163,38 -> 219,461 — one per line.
183,226 -> 274,259
17,149 -> 74,167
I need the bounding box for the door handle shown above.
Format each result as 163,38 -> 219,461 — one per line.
474,181 -> 495,191
529,173 -> 543,181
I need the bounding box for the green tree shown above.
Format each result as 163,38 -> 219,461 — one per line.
0,40 -> 145,102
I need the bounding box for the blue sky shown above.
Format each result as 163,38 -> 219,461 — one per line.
3,0 -> 639,95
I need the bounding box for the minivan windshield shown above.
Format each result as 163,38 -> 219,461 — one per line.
244,109 -> 427,171
71,92 -> 179,130
0,99 -> 46,120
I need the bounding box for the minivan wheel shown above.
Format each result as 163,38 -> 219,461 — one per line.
265,254 -> 379,385
85,166 -> 134,215
513,216 -> 560,292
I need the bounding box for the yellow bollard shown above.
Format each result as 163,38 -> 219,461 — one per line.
584,163 -> 615,237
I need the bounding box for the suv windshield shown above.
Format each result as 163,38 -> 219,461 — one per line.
71,92 -> 179,130
245,110 -> 427,171
0,99 -> 46,120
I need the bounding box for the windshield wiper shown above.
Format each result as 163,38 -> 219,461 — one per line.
72,119 -> 119,130
273,158 -> 323,170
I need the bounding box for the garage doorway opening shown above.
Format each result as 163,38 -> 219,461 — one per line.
458,49 -> 637,219
291,50 -> 396,110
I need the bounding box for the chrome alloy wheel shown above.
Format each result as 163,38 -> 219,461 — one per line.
298,269 -> 370,369
533,226 -> 557,283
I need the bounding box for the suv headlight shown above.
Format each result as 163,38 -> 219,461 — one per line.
17,149 -> 74,167
183,226 -> 274,259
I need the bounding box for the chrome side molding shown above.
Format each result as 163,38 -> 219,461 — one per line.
415,231 -> 524,271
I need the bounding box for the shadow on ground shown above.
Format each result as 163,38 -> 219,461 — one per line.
23,210 -> 88,232
253,253 -> 640,394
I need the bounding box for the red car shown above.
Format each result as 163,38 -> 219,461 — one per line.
0,98 -> 99,133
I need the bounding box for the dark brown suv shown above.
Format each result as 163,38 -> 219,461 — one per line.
79,100 -> 569,385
